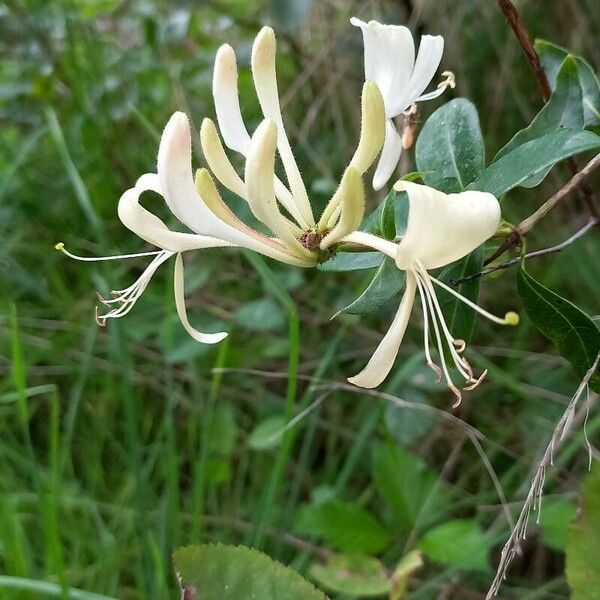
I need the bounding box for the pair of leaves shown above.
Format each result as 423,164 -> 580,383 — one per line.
517,264 -> 600,393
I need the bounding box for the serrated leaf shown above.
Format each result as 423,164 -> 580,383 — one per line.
470,129 -> 600,196
371,443 -> 449,531
248,416 -> 285,451
318,252 -> 383,272
517,264 -> 600,392
416,98 -> 485,193
417,519 -> 490,572
540,499 -> 577,552
295,500 -> 391,554
309,554 -> 390,598
566,463 -> 600,599
173,544 -> 329,600
494,57 -> 585,187
437,248 -> 484,348
536,39 -> 600,127
337,257 -> 405,317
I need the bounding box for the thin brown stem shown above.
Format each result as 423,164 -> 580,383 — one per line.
496,0 -> 551,100
453,217 -> 598,285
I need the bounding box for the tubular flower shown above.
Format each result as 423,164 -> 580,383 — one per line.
344,181 -> 519,405
58,25 -> 386,343
351,17 -> 455,190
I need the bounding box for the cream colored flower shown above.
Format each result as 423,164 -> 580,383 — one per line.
351,18 -> 455,190
345,181 -> 518,404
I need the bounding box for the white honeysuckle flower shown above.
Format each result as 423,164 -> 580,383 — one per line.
344,181 -> 518,405
58,25 -> 387,345
351,17 -> 456,191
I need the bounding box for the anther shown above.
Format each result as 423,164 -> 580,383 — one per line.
453,339 -> 466,353
438,71 -> 456,90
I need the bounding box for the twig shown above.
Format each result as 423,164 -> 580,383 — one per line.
453,217 -> 598,285
483,152 -> 600,265
486,352 -> 600,599
496,0 -> 551,100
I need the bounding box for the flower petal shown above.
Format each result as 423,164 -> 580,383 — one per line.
350,18 -> 415,115
251,26 -> 315,228
212,44 -> 252,155
372,120 -> 403,191
348,272 -> 417,388
394,181 -> 501,270
245,119 -> 312,257
118,173 -> 233,252
174,253 -> 228,344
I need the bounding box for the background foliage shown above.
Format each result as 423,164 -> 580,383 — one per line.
1,0 -> 599,598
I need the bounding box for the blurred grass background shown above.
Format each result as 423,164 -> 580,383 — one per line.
1,0 -> 599,598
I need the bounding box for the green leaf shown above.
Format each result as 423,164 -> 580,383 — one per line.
295,500 -> 391,554
540,499 -> 577,552
437,248 -> 484,348
417,519 -> 490,573
494,57 -> 585,187
416,98 -> 485,193
517,264 -> 600,392
384,388 -> 435,445
536,39 -> 600,127
318,252 -> 383,272
337,258 -> 405,317
566,463 -> 600,599
309,554 -> 390,598
248,416 -> 285,451
470,129 -> 600,197
173,544 -> 328,600
371,443 -> 448,531
233,298 -> 285,332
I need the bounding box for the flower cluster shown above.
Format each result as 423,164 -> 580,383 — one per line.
58,18 -> 517,404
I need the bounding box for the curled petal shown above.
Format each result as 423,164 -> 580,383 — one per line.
118,173 -> 232,253
348,272 -> 417,388
320,167 -> 365,249
394,181 -> 501,270
174,253 -> 228,344
212,44 -> 251,155
372,120 -> 403,191
349,81 -> 386,175
251,26 -> 315,228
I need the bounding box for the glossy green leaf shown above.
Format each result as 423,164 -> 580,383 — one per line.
319,252 -> 383,272
536,39 -> 600,127
309,554 -> 390,597
566,463 -> 600,599
517,264 -> 600,392
540,499 -> 577,551
337,257 -> 405,317
173,544 -> 328,600
416,98 -> 485,193
470,129 -> 600,197
360,189 -> 407,240
494,57 -> 584,187
371,443 -> 449,531
417,519 -> 490,572
437,247 -> 484,348
295,500 -> 391,554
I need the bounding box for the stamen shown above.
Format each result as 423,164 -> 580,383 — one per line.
427,273 -> 519,326
55,242 -> 162,262
415,270 -> 462,406
464,370 -> 488,392
453,339 -> 466,353
414,274 -> 442,382
438,71 -> 456,90
417,267 -> 474,383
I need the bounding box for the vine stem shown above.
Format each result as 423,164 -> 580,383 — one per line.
242,251 -> 300,548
